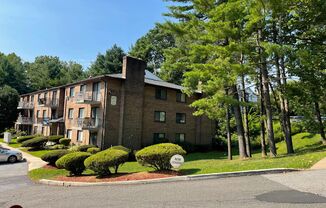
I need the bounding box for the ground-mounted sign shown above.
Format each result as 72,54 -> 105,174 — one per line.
170,154 -> 184,168
4,132 -> 12,143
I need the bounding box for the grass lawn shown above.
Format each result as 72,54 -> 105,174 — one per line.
28,132 -> 326,181
0,138 -> 21,148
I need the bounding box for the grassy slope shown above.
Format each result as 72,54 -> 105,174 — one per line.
28,132 -> 325,180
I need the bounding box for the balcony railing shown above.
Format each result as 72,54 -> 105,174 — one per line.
75,91 -> 101,105
36,117 -> 50,126
16,116 -> 33,125
17,101 -> 34,109
77,118 -> 101,130
48,98 -> 59,108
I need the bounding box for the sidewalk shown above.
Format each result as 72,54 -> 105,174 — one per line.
0,142 -> 47,171
311,157 -> 326,170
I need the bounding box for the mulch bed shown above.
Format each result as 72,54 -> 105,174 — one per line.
54,170 -> 181,183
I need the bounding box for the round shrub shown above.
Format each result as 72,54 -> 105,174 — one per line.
68,145 -> 79,152
136,143 -> 186,171
109,145 -> 130,153
21,136 -> 48,149
48,144 -> 67,150
59,138 -> 71,146
41,150 -> 69,165
48,135 -> 64,143
84,149 -> 129,176
77,144 -> 97,152
87,147 -> 101,154
17,135 -> 35,143
55,152 -> 91,176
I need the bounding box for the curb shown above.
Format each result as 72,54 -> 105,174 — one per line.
38,168 -> 300,187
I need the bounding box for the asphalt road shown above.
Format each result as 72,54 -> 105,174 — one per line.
0,162 -> 326,208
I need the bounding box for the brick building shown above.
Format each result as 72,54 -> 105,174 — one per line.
15,56 -> 215,150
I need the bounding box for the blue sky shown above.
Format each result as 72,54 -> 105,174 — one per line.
0,0 -> 169,67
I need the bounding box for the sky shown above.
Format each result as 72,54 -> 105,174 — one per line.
0,0 -> 169,68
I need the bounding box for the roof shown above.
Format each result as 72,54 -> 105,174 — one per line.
20,70 -> 200,96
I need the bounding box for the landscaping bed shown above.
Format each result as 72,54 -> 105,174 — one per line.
54,170 -> 180,183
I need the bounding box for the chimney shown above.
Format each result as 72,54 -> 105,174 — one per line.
122,56 -> 146,81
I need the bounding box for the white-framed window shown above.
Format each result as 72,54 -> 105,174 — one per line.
78,108 -> 84,118
154,111 -> 166,122
176,92 -> 186,103
69,87 -> 75,97
176,113 -> 186,124
176,133 -> 185,143
77,130 -> 83,142
68,108 -> 74,119
67,129 -> 72,139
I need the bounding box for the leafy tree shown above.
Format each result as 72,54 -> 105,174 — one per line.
0,85 -> 19,132
88,44 -> 125,76
129,24 -> 175,72
59,61 -> 85,85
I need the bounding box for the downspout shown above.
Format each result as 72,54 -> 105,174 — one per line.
101,80 -> 108,149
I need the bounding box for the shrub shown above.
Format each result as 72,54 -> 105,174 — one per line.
17,135 -> 35,143
41,150 -> 69,165
84,149 -> 129,176
109,145 -> 130,153
48,144 -> 67,150
291,122 -> 304,135
55,152 -> 91,176
136,143 -> 186,171
77,144 -> 97,152
59,138 -> 71,146
87,147 -> 101,154
21,136 -> 48,149
48,135 -> 64,143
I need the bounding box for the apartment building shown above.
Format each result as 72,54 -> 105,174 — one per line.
15,56 -> 215,150
15,87 -> 65,136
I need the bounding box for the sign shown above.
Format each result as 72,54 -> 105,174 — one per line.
4,132 -> 12,143
170,154 -> 184,168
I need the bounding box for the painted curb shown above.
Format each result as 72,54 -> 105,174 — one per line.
38,168 -> 300,187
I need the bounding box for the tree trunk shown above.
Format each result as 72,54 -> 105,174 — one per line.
241,75 -> 251,157
257,28 -> 277,157
279,56 -> 294,153
231,85 -> 248,159
258,72 -> 267,157
226,103 -> 232,160
314,101 -> 326,144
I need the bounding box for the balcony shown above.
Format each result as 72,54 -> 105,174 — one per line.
36,117 -> 50,126
17,101 -> 34,109
16,116 -> 33,125
77,118 -> 101,130
38,98 -> 47,106
75,92 -> 101,105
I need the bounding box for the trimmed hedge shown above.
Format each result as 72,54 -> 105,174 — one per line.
48,144 -> 67,150
109,145 -> 130,153
87,147 -> 101,154
84,149 -> 129,176
56,152 -> 91,176
77,144 -> 97,152
136,143 -> 186,170
41,150 -> 69,165
16,135 -> 35,143
48,135 -> 64,143
21,136 -> 48,149
59,138 -> 71,146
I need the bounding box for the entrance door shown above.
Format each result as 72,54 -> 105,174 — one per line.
90,132 -> 98,146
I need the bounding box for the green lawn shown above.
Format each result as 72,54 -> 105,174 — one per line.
28,132 -> 326,181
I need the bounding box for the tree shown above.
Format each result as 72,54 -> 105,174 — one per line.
88,44 -> 125,76
129,24 -> 175,73
0,85 -> 19,132
59,61 -> 85,85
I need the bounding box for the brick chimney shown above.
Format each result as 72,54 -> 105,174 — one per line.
119,56 -> 146,150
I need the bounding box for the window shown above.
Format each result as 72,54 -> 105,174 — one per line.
69,87 -> 75,97
155,88 -> 167,100
176,113 -> 186,124
176,92 -> 186,103
77,130 -> 83,142
36,110 -> 40,118
67,130 -> 72,139
176,133 -> 185,143
41,127 -> 45,134
92,82 -> 100,101
153,133 -> 166,144
80,84 -> 86,93
78,108 -> 85,118
31,95 -> 34,102
154,111 -> 166,122
68,108 -> 74,119
42,110 -> 47,118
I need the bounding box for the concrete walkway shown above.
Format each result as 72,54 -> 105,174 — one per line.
311,157 -> 326,170
0,142 -> 47,171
